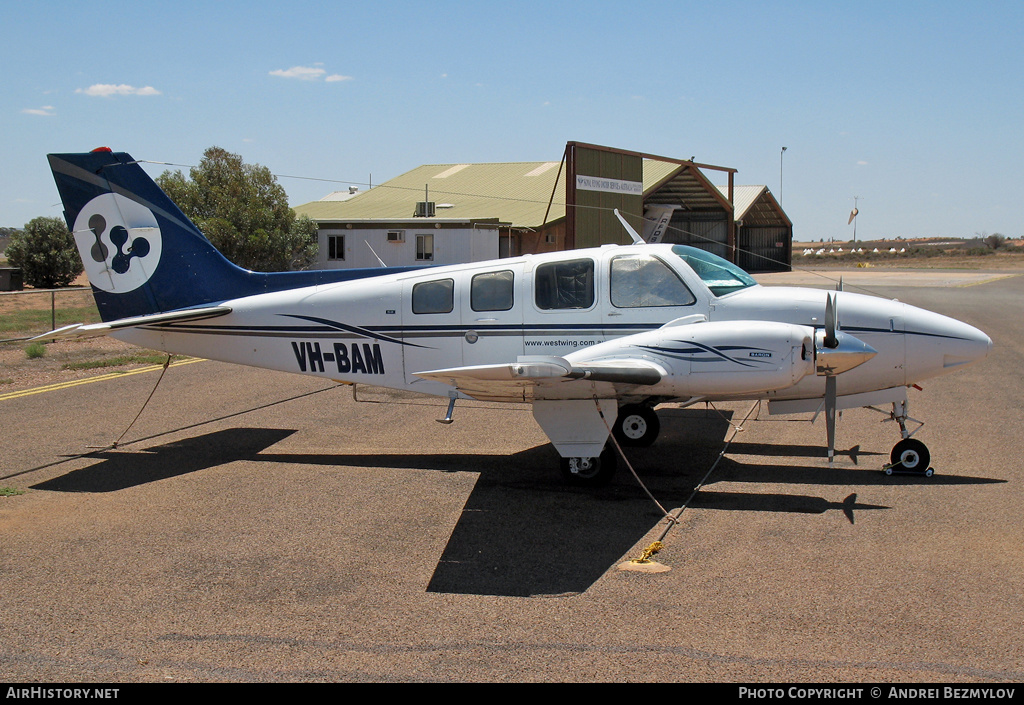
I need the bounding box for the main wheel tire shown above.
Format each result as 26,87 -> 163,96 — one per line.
613,404 -> 660,447
890,438 -> 931,474
560,446 -> 617,486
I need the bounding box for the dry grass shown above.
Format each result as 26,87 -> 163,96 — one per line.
0,286 -> 166,393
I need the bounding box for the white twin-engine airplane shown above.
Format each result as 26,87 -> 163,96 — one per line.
44,148 -> 992,485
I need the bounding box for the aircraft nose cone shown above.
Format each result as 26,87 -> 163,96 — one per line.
962,324 -> 994,365
904,305 -> 992,381
938,315 -> 992,368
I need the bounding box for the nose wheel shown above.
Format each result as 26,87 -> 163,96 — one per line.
885,437 -> 934,476
877,399 -> 935,476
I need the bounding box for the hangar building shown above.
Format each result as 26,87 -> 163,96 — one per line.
294,142 -> 792,272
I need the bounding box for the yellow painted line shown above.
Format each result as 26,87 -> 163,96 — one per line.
955,273 -> 1019,288
0,357 -> 205,402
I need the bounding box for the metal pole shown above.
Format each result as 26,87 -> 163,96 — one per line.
853,195 -> 861,243
780,146 -> 787,207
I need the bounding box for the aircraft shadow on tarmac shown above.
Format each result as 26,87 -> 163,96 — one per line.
31,428 -> 298,493
30,413 -> 1005,598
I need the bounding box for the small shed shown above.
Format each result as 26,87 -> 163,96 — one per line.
720,185 -> 792,272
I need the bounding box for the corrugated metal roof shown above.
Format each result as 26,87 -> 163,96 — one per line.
642,160 -> 684,189
715,185 -> 791,226
294,158 -> 782,228
643,161 -> 733,213
295,162 -> 567,229
719,185 -> 765,219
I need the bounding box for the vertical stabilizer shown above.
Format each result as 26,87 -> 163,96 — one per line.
48,149 -> 424,321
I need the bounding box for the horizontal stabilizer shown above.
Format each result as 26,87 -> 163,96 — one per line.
31,305 -> 232,341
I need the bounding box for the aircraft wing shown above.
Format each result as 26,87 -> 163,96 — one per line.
31,306 -> 232,341
414,355 -> 664,402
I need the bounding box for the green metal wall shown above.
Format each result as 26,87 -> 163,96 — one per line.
571,146 -> 644,249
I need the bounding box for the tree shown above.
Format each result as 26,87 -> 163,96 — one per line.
156,147 -> 318,271
984,233 -> 1006,250
5,217 -> 83,288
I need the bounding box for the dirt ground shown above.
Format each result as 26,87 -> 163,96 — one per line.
0,272 -> 1018,682
0,336 -> 151,392
0,283 -> 162,393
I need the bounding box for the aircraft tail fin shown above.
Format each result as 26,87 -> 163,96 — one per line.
47,148 -> 419,322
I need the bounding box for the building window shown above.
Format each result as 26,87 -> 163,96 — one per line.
416,234 -> 434,261
327,235 -> 345,261
412,278 -> 454,314
387,230 -> 405,243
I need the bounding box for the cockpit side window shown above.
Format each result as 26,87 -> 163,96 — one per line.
535,259 -> 595,310
610,254 -> 696,308
412,278 -> 454,314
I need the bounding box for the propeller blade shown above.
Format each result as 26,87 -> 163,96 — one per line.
825,375 -> 837,466
824,294 -> 838,349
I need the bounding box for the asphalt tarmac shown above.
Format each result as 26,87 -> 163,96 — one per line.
1,270 -> 1021,683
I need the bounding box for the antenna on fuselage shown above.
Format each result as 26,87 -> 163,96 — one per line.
613,209 -> 646,245
366,241 -> 386,267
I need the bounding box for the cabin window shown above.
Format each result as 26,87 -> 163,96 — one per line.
327,235 -> 345,261
610,255 -> 695,308
412,278 -> 454,314
416,234 -> 434,261
471,270 -> 514,312
535,259 -> 595,310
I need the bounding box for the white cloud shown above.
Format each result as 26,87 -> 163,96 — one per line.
857,160 -> 869,166
76,84 -> 161,97
270,66 -> 352,83
22,106 -> 55,116
270,66 -> 326,80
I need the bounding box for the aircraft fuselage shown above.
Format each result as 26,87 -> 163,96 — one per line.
116,243 -> 991,410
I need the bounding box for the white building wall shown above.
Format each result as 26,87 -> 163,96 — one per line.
317,226 -> 500,269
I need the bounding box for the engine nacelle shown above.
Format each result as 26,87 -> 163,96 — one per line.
569,320 -> 815,396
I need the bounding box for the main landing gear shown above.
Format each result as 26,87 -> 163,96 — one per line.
560,405 -> 661,486
881,399 -> 934,477
560,446 -> 617,486
612,404 -> 661,447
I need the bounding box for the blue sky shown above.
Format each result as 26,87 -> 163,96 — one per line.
4,0 -> 1022,242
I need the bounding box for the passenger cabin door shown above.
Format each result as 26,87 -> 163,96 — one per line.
524,256 -> 606,358
461,268 -> 524,367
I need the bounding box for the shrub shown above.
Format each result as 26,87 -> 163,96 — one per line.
5,217 -> 83,288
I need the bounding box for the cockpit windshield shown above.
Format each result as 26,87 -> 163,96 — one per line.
671,245 -> 758,296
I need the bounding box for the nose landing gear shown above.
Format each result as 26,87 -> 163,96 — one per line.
879,399 -> 935,477
885,437 -> 933,476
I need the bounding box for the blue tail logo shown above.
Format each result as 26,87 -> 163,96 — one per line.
73,193 -> 163,294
